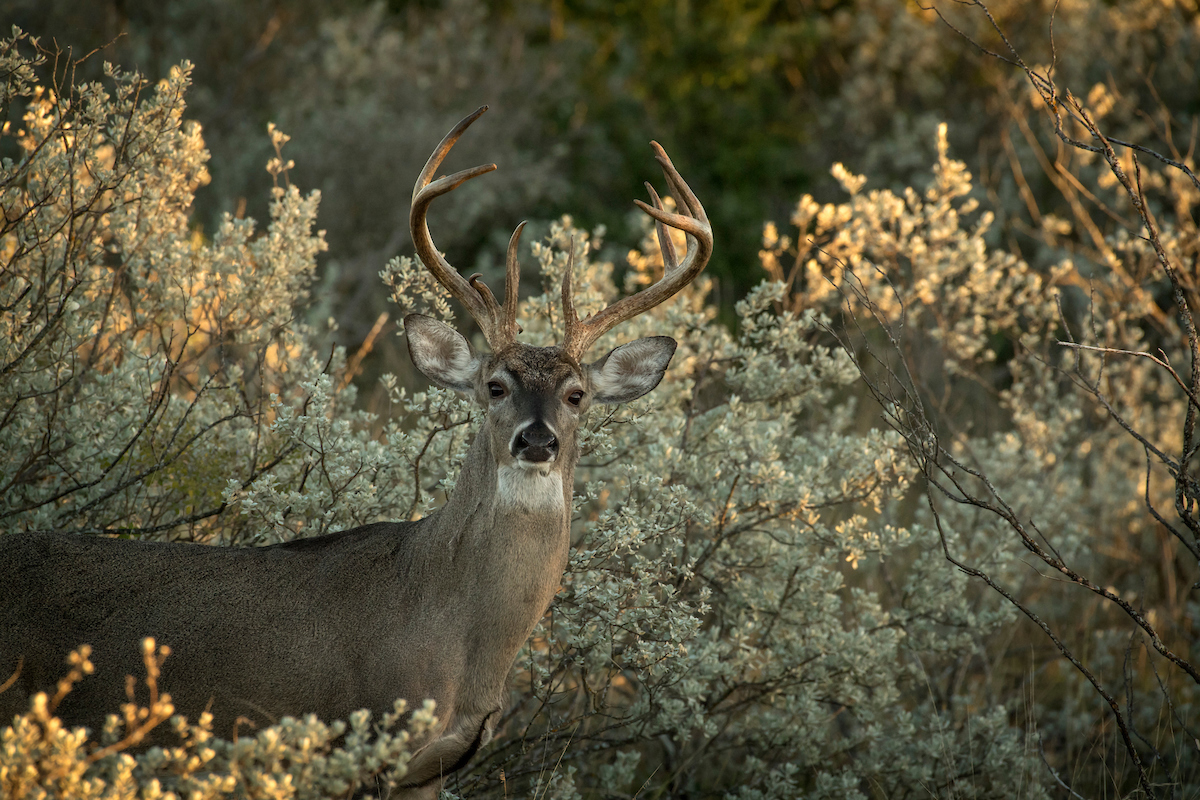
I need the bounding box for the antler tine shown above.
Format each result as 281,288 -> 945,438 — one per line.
644,182 -> 678,273
504,221 -> 526,333
561,235 -> 579,332
561,142 -> 712,361
410,106 -> 520,350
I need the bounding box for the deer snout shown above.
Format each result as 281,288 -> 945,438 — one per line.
513,421 -> 558,464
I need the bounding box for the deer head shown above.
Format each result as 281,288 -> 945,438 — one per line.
405,106 -> 712,509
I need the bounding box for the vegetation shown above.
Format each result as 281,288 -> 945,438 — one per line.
2,0 -> 1199,796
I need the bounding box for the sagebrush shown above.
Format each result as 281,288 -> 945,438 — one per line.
3,11 -> 1198,798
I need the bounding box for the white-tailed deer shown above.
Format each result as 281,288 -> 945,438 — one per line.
0,106 -> 711,797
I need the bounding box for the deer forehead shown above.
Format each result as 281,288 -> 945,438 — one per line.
488,345 -> 582,394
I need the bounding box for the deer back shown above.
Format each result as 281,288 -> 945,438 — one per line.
0,526 -> 434,736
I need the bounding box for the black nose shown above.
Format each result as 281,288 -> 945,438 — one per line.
513,422 -> 558,463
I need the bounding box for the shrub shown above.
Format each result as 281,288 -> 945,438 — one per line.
5,9 -> 1198,797
765,7 -> 1200,794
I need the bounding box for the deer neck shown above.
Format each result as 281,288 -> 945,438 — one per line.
416,427 -> 572,670
435,428 -> 573,564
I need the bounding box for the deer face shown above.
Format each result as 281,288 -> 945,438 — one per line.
406,315 -> 676,508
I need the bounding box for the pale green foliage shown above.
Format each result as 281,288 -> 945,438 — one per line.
766,122 -> 1177,588
766,106 -> 1199,793
0,28 -> 329,541
10,17 -> 1193,799
421,215 -> 1052,795
1,644 -> 437,799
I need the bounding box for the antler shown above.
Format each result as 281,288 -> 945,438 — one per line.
410,106 -> 524,351
561,142 -> 712,361
413,112 -> 710,358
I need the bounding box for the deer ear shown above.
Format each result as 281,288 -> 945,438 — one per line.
586,336 -> 677,404
405,314 -> 480,393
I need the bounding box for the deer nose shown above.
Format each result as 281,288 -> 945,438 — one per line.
513,422 -> 558,463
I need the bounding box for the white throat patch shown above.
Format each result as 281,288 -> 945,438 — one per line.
496,464 -> 565,513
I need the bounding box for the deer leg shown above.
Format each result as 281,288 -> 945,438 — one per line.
388,779 -> 442,800
394,708 -> 499,790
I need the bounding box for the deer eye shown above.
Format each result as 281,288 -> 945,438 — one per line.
566,390 -> 584,407
488,382 -> 506,399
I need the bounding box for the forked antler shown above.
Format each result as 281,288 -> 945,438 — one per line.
561,142 -> 712,361
410,106 -> 523,351
411,108 -> 712,359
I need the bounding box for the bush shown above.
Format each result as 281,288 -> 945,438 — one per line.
4,8 -> 1199,798
764,8 -> 1200,794
0,33 -> 320,540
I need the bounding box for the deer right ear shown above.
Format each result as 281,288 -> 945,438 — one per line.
405,314 -> 480,393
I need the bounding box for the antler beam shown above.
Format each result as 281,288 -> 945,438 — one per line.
561,142 -> 712,361
410,106 -> 523,351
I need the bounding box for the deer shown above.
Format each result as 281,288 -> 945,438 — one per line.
0,106 -> 711,797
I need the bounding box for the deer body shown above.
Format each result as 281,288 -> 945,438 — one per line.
0,107 -> 710,797
1,427 -> 570,787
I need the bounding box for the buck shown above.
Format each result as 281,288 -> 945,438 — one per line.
0,106 -> 711,797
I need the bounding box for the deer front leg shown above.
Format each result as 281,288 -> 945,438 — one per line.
390,780 -> 442,800
392,707 -> 501,795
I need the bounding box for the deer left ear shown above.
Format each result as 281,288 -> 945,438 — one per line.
586,336 -> 677,404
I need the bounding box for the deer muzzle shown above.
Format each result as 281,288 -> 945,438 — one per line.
512,421 -> 558,464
